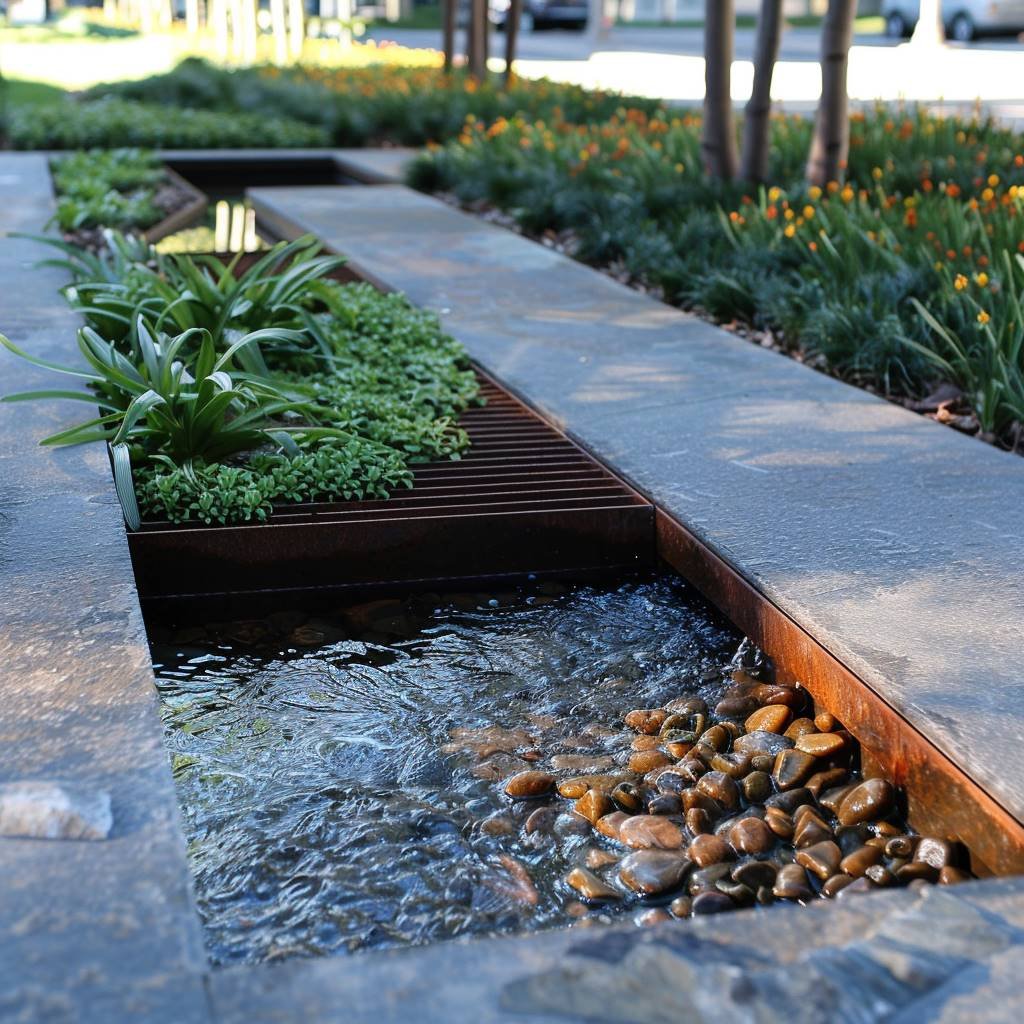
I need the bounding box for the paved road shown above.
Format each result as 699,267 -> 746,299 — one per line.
367,23 -> 1023,61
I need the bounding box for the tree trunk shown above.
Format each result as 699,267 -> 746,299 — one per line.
287,0 -> 304,61
468,0 -> 488,79
271,0 -> 288,64
739,0 -> 783,183
806,0 -> 856,186
504,0 -> 521,86
185,0 -> 200,33
702,0 -> 738,180
911,0 -> 944,45
442,0 -> 457,72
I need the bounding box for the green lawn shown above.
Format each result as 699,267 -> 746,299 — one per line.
1,78 -> 68,107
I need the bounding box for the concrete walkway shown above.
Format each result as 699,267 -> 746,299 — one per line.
250,183 -> 1024,836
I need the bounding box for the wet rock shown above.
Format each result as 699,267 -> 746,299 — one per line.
734,731 -> 793,756
814,712 -> 837,732
692,891 -> 735,915
686,807 -> 711,835
554,812 -> 593,837
635,907 -> 672,926
764,807 -> 795,840
741,770 -> 772,804
647,794 -> 682,816
551,754 -> 616,772
487,855 -> 540,906
696,771 -> 740,811
505,771 -> 556,799
697,725 -> 730,753
806,768 -> 848,797
796,840 -> 842,881
836,876 -> 875,898
836,779 -> 896,826
764,787 -> 813,813
865,864 -> 895,887
665,740 -> 696,759
750,754 -> 776,774
819,783 -> 858,815
773,863 -> 814,900
772,750 -> 818,791
0,782 -> 112,841
566,867 -> 620,903
624,709 -> 668,735
716,879 -> 755,906
795,733 -> 846,758
732,860 -> 777,889
628,750 -> 673,774
895,862 -> 939,883
688,833 -> 735,868
584,847 -> 619,870
744,705 -> 792,735
611,783 -> 643,814
714,696 -> 759,718
939,865 -> 971,885
873,820 -> 902,838
557,773 -> 628,799
630,735 -> 663,752
689,862 -> 733,894
822,873 -> 855,898
595,811 -> 630,841
793,810 -> 833,849
618,850 -> 692,896
728,817 -> 774,855
654,771 -> 689,795
885,835 -> 917,859
784,717 -> 818,740
669,895 -> 693,917
710,752 -> 753,779
482,814 -> 518,836
619,815 -> 685,851
839,844 -> 883,877
575,790 -> 615,825
914,836 -> 955,869
665,696 -> 708,717
749,684 -> 803,709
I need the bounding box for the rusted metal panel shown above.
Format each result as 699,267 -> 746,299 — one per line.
655,507 -> 1024,877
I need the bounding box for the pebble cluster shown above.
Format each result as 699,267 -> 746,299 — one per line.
499,670 -> 973,921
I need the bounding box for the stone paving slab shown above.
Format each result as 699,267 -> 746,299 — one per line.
249,183 -> 1024,832
0,155 -> 212,1024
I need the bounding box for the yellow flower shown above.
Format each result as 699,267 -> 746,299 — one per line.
841,185 -> 855,203
808,187 -> 822,201
872,167 -> 884,180
977,310 -> 991,324
768,186 -> 782,202
988,173 -> 999,187
954,274 -> 969,291
803,205 -> 815,219
674,162 -> 685,173
783,224 -> 796,238
976,272 -> 989,287
784,208 -> 795,221
982,187 -> 995,202
934,261 -> 944,270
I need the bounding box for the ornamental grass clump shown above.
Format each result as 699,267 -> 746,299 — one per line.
1,233 -> 479,526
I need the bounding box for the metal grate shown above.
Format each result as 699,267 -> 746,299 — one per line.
129,367 -> 654,604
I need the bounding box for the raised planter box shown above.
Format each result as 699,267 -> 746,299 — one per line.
142,165 -> 208,244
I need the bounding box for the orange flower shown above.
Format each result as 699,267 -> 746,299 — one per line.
977,310 -> 991,324
946,183 -> 962,198
954,274 -> 969,291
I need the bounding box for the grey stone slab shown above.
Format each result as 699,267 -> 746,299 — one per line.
249,183 -> 1024,830
0,154 -> 212,1023
209,878 -> 1024,1024
331,147 -> 418,184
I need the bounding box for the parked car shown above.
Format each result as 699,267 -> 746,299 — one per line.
458,0 -> 588,31
883,1 -> 1024,41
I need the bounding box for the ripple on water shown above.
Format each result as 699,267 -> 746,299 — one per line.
151,577 -> 740,966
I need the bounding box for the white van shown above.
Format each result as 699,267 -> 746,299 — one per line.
883,1 -> 1024,40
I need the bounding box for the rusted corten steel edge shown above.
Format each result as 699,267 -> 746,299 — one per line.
655,508 -> 1024,878
142,166 -> 208,244
128,369 -> 655,603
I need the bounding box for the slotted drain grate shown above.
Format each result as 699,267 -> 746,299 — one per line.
129,367 -> 654,604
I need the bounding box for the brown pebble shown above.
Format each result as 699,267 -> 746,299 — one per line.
692,891 -> 736,915
666,696 -> 708,716
734,731 -> 794,756
794,811 -> 833,849
631,735 -> 662,752
635,907 -> 672,926
629,750 -> 673,774
504,770 -> 555,799
750,684 -> 803,708
795,733 -> 846,758
557,780 -> 590,799
837,779 -> 896,826
839,844 -> 883,877
772,749 -> 818,790
618,850 -> 692,896
865,864 -> 895,887
595,811 -> 630,841
584,847 -> 619,870
566,900 -> 589,918
714,696 -> 759,718
566,867 -> 620,903
619,815 -> 686,850
814,712 -> 837,732
806,768 -> 848,797
550,754 -> 616,772
742,770 -> 772,803
481,814 -> 517,836
765,787 -> 813,813
681,789 -> 721,816
523,807 -> 558,835
554,812 -> 593,837
773,863 -> 813,900
688,862 -> 733,895
784,717 -> 818,740
575,789 -> 616,825
700,725 -> 731,752
732,860 -> 778,889
819,783 -> 858,815
696,771 -> 740,810
611,782 -> 643,814
647,794 -> 682,816
669,895 -> 693,917
745,705 -> 792,735
710,752 -> 754,779
665,740 -> 695,759
764,806 -> 795,840
939,866 -> 971,885
728,817 -> 775,855
895,862 -> 939,883
688,833 -> 735,868
796,840 -> 842,880
686,807 -> 711,835
625,709 -> 668,735
914,836 -> 955,870
822,873 -> 855,898
885,835 -> 917,859
873,820 -> 902,838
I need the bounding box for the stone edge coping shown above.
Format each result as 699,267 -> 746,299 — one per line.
246,182 -> 1024,833
1,152 -> 1023,1022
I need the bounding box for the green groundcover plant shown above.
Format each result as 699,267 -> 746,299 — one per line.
1,233 -> 480,525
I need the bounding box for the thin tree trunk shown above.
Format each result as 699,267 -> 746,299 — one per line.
702,0 -> 738,180
468,0 -> 487,79
806,0 -> 856,186
271,0 -> 288,64
287,0 -> 304,60
504,0 -> 521,86
739,0 -> 783,184
911,0 -> 944,45
185,0 -> 200,33
443,0 -> 457,71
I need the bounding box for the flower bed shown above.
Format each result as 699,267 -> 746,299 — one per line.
410,106 -> 1024,451
1,233 -> 479,526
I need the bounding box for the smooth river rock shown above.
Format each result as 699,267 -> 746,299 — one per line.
836,778 -> 896,826
618,850 -> 692,896
619,814 -> 686,850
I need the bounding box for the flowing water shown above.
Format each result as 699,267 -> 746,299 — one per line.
151,577 -> 742,966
